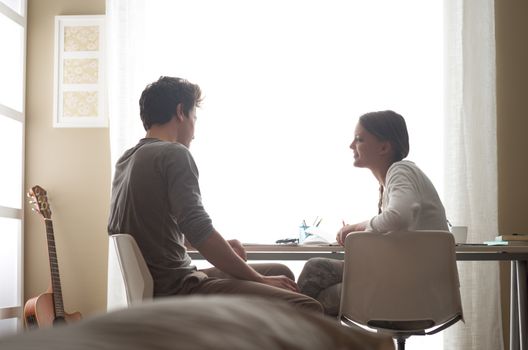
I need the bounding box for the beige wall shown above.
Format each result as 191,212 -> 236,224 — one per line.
496,0 -> 528,233
496,1 -> 528,348
24,0 -> 528,323
25,0 -> 109,317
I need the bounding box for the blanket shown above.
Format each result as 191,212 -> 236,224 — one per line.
0,295 -> 394,350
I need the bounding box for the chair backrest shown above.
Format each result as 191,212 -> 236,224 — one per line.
339,230 -> 463,335
107,234 -> 153,311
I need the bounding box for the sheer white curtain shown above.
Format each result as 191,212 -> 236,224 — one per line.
106,0 -> 499,348
443,0 -> 501,349
106,0 -> 444,243
106,0 -> 146,173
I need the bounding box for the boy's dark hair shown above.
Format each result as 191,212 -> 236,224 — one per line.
359,110 -> 410,162
139,76 -> 203,131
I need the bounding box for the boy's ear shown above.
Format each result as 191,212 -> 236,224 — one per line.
175,103 -> 185,121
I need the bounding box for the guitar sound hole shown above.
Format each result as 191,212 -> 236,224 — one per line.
25,315 -> 38,329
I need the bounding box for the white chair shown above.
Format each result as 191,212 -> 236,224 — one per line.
107,234 -> 153,311
338,230 -> 463,350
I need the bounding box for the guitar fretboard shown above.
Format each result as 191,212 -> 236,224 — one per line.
45,219 -> 65,318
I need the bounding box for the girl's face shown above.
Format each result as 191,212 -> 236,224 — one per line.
349,122 -> 389,169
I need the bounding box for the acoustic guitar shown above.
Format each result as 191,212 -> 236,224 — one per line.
24,185 -> 82,328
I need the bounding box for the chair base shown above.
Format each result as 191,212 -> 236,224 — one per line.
396,336 -> 408,350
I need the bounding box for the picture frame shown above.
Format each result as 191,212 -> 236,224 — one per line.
53,15 -> 107,128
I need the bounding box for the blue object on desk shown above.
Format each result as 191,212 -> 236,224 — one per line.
298,221 -> 312,244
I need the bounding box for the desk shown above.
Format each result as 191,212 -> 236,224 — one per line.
189,244 -> 528,350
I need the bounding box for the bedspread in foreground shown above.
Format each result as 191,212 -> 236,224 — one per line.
0,295 -> 394,350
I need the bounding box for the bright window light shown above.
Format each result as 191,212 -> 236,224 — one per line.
0,0 -> 23,16
132,0 -> 444,245
0,114 -> 23,209
0,12 -> 24,112
0,217 -> 21,309
114,2 -> 445,347
0,3 -> 25,336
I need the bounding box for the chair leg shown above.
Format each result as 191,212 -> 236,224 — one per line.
396,337 -> 406,350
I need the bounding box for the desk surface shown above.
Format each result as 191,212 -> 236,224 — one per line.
188,244 -> 528,261
241,243 -> 528,252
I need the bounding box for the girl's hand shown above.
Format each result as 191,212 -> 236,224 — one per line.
336,225 -> 354,245
336,222 -> 368,245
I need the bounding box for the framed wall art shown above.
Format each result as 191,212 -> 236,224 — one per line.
53,15 -> 107,128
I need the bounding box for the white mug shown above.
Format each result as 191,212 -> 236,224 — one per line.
451,226 -> 468,244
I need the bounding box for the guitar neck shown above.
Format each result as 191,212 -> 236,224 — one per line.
44,219 -> 65,318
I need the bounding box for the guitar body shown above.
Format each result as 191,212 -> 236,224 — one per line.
24,293 -> 82,329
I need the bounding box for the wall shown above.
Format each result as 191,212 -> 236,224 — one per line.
496,0 -> 528,232
24,0 -> 528,323
25,0 -> 109,317
495,1 -> 528,348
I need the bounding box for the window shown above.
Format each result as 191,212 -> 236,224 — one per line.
136,1 -> 444,243
110,1 -> 445,348
0,0 -> 26,336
